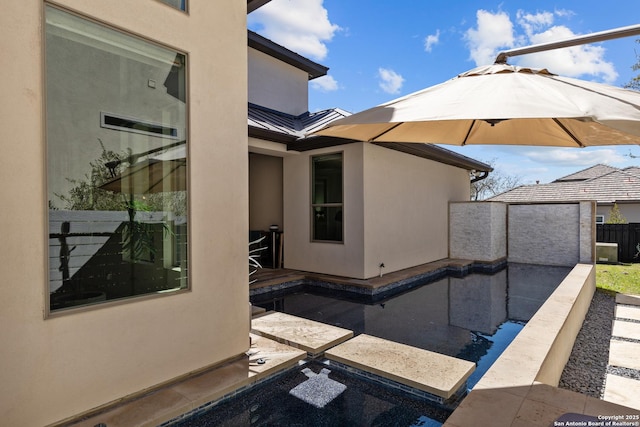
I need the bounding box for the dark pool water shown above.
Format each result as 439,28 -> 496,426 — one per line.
177,263 -> 570,426
254,263 -> 571,388
174,361 -> 448,427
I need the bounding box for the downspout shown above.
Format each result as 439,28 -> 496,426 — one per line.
471,170 -> 489,183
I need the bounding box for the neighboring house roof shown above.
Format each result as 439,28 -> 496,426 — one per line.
248,30 -> 328,80
554,164 -> 619,182
490,165 -> 640,204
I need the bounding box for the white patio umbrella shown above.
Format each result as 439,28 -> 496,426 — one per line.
312,63 -> 640,147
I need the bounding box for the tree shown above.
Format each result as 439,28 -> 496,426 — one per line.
624,39 -> 640,90
606,203 -> 627,224
470,159 -> 523,201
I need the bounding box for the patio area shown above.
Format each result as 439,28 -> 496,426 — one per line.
60,262 -> 640,427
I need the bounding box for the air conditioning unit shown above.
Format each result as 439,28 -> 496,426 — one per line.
596,242 -> 618,264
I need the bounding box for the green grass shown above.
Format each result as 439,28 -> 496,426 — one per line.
596,263 -> 640,295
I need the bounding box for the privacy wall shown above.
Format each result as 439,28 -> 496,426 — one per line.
450,201 -> 595,266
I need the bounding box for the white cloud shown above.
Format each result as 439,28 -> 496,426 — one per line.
311,75 -> 339,92
464,8 -> 618,83
248,0 -> 340,61
378,68 -> 404,94
523,147 -> 627,166
517,26 -> 618,83
464,10 -> 516,66
424,30 -> 440,52
516,10 -> 554,37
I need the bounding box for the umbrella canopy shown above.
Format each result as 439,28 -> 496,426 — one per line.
312,64 -> 640,147
100,145 -> 186,194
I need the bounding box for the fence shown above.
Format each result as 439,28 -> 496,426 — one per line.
596,223 -> 640,263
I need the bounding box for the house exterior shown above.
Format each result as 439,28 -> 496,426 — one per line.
247,33 -> 492,279
489,164 -> 640,223
0,1 -> 490,425
1,2 -> 251,426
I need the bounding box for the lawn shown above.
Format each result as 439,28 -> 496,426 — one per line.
596,263 -> 640,295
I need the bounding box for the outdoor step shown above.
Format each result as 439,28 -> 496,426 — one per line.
609,340 -> 640,371
616,305 -> 640,321
251,311 -> 353,358
604,374 -> 640,411
325,334 -> 475,401
612,320 -> 640,340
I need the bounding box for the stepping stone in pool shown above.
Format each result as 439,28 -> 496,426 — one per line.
289,367 -> 347,408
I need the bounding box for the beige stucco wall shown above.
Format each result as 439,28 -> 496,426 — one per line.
249,153 -> 283,231
362,144 -> 471,278
248,47 -> 309,116
597,202 -> 640,223
283,143 -> 366,277
283,143 -> 471,279
0,2 -> 249,426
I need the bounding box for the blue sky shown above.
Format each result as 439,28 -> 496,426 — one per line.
248,1 -> 640,184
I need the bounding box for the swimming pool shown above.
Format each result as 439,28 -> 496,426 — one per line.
174,263 -> 571,426
252,263 -> 571,389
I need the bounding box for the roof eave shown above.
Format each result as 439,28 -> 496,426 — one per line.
248,30 -> 328,80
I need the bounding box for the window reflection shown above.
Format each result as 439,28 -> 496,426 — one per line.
46,6 -> 188,311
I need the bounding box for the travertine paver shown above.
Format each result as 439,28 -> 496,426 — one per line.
251,311 -> 353,357
609,340 -> 640,371
612,319 -> 640,340
325,334 -> 475,399
604,374 -> 640,411
616,304 -> 640,321
72,334 -> 305,427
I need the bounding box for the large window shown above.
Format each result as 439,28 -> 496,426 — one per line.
45,6 -> 188,312
311,153 -> 343,242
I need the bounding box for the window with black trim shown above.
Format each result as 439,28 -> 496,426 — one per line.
311,153 -> 343,242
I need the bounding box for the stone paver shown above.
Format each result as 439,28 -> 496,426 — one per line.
325,334 -> 475,400
609,335 -> 640,371
604,374 -> 640,411
616,304 -> 640,321
251,311 -> 353,357
612,319 -> 640,340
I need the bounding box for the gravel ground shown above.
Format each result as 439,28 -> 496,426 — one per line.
559,289 -> 616,398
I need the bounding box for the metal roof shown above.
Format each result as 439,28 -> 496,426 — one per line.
248,104 -> 492,172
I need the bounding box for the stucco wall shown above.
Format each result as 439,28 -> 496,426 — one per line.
248,48 -> 309,116
362,144 -> 471,278
249,153 -> 283,231
283,144 -> 366,278
597,202 -> 640,223
0,2 -> 249,426
283,143 -> 471,279
449,202 -> 507,262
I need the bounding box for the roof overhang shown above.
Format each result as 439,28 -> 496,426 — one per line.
248,30 -> 329,80
247,0 -> 271,13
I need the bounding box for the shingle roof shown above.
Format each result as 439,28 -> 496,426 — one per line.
490,166 -> 640,203
554,164 -> 619,182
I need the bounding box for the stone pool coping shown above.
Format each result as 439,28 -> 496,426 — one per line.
444,263 -> 640,426
250,257 -> 507,300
